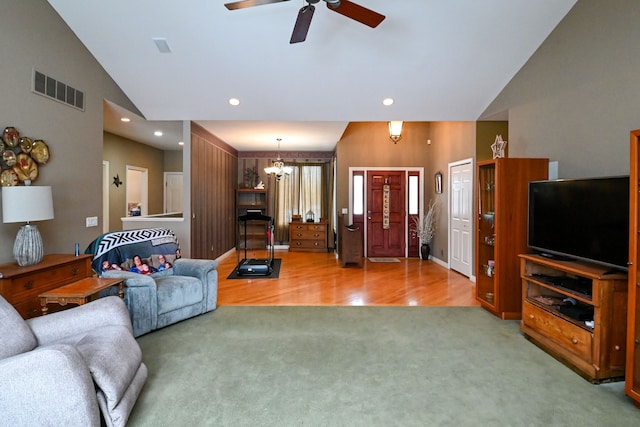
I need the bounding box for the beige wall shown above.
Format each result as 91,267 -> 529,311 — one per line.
427,122 -> 477,262
476,122 -> 508,162
4,0 -> 639,267
164,150 -> 183,172
335,121 -> 478,263
0,0 -> 139,263
336,122 -> 432,214
482,0 -> 639,179
103,132 -> 166,231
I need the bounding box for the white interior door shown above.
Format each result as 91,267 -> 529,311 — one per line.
102,160 -> 109,233
164,172 -> 183,213
449,160 -> 473,277
126,165 -> 148,216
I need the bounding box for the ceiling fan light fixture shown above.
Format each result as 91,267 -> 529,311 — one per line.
389,121 -> 403,144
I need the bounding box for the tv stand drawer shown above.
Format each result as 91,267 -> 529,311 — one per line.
522,301 -> 592,362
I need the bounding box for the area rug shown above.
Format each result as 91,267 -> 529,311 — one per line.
368,257 -> 400,263
131,307 -> 638,426
226,258 -> 281,279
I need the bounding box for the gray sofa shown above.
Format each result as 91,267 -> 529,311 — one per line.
86,228 -> 218,337
0,295 -> 147,427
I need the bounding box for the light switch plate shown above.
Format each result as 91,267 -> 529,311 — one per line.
86,216 -> 98,227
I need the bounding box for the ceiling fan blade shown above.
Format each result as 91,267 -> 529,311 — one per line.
225,0 -> 291,11
290,5 -> 315,44
326,0 -> 385,28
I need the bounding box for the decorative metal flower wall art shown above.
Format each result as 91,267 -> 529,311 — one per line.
0,126 -> 50,186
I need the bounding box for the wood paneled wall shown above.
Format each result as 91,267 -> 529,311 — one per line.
190,123 -> 238,259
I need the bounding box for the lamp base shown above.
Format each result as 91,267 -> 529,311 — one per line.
13,224 -> 44,266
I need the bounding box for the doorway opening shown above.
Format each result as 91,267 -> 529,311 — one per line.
126,165 -> 148,217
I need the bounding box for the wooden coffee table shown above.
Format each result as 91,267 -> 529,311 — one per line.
39,277 -> 125,315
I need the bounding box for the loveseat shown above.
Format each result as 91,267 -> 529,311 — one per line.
0,295 -> 147,427
85,228 -> 218,337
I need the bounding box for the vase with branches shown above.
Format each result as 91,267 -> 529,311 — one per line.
412,197 -> 440,260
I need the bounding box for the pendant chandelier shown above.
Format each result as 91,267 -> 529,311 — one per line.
264,138 -> 293,180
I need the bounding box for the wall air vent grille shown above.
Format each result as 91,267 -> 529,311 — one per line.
32,69 -> 85,111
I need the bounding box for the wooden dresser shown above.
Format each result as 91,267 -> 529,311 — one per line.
0,254 -> 93,319
289,221 -> 328,253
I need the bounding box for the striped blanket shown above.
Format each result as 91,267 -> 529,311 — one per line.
85,228 -> 179,273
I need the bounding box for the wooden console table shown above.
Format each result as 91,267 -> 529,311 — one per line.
39,277 -> 124,315
0,254 -> 93,319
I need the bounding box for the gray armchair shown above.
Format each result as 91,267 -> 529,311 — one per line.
0,295 -> 147,427
102,258 -> 218,337
86,228 -> 219,337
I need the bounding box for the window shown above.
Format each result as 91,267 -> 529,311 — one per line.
274,164 -> 323,243
353,174 -> 364,215
408,175 -> 419,215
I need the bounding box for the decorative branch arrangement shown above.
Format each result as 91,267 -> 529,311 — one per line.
412,197 -> 440,244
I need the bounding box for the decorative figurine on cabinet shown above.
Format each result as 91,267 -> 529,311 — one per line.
491,135 -> 507,159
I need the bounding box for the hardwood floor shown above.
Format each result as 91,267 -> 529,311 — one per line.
217,249 -> 479,307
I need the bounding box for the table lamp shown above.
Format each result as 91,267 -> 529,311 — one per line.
2,185 -> 54,266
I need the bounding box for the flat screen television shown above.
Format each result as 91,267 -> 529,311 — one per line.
527,176 -> 630,272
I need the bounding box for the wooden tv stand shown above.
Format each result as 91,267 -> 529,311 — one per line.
519,254 -> 627,383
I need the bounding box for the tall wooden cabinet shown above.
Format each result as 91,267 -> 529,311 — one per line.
475,158 -> 548,319
627,129 -> 640,407
236,189 -> 269,249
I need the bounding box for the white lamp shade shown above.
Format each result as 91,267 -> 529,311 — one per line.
2,186 -> 54,223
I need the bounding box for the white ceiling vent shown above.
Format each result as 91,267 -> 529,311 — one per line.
32,69 -> 85,111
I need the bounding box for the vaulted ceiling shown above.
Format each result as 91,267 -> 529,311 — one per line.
49,0 -> 577,151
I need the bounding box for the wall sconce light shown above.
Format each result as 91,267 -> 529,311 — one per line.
388,121 -> 403,144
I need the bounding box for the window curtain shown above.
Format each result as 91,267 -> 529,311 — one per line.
273,163 -> 326,244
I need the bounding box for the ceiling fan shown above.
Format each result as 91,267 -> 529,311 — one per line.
224,0 -> 385,44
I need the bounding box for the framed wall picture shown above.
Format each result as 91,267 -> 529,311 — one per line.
435,171 -> 443,194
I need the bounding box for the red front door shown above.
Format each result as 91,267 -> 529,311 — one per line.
367,171 -> 406,257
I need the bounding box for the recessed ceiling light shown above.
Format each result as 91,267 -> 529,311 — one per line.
120,117 -> 130,122
229,98 -> 240,106
178,141 -> 184,146
383,98 -> 394,106
154,131 -> 163,136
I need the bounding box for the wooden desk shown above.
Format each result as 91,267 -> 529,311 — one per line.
0,254 -> 93,318
39,277 -> 124,315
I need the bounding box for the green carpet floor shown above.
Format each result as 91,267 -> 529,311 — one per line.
128,307 -> 640,426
